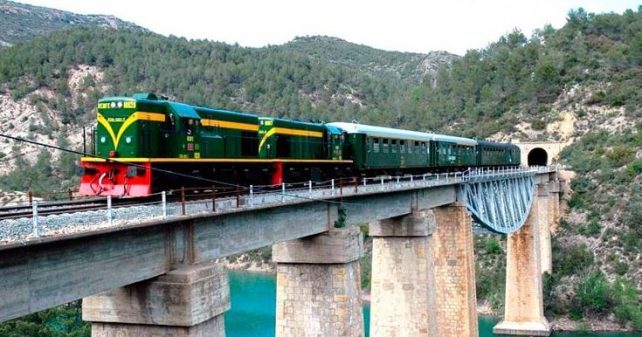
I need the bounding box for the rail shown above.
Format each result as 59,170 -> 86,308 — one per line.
0,166 -> 557,244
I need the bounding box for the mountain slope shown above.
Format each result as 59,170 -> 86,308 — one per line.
284,35 -> 457,83
0,0 -> 143,47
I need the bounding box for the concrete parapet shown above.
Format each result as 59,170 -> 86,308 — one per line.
494,187 -> 551,336
83,262 -> 229,337
272,226 -> 363,264
432,203 -> 479,337
273,227 -> 364,337
369,211 -> 437,337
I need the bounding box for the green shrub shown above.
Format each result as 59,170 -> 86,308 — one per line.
621,199 -> 642,237
532,119 -> 547,130
607,145 -> 634,167
626,159 -> 642,177
614,260 -> 629,276
612,277 -> 642,329
553,241 -> 594,277
575,271 -> 613,315
484,237 -> 502,255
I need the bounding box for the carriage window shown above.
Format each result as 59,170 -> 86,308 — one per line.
400,140 -> 405,153
391,139 -> 397,153
383,139 -> 389,153
373,138 -> 380,153
421,142 -> 427,154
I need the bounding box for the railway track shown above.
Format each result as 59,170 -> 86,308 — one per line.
0,186 -> 243,221
0,175 -> 435,221
0,196 -> 154,221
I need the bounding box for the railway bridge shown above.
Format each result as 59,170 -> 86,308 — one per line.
0,167 -> 561,337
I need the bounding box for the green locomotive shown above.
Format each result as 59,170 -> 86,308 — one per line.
79,94 -> 520,196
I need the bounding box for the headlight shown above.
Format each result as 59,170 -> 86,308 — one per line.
100,136 -> 106,143
125,136 -> 132,144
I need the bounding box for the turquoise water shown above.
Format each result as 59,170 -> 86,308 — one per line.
225,271 -> 638,337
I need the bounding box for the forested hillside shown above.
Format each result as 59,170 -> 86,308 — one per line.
0,0 -> 142,47
412,7 -> 642,138
0,4 -> 640,333
0,28 -> 437,126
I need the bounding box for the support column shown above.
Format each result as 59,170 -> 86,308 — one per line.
432,203 -> 478,337
538,185 -> 552,275
494,186 -> 551,336
369,210 -> 437,337
548,180 -> 561,233
82,262 -> 230,337
272,227 -> 364,337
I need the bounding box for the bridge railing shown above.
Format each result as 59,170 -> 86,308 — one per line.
0,166 -> 557,244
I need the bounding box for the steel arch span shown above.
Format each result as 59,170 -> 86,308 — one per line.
460,173 -> 536,234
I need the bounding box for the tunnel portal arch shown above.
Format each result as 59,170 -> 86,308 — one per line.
527,148 -> 548,166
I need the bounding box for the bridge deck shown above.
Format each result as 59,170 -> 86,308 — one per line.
0,167 -> 555,323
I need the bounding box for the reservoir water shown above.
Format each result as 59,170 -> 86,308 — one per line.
225,271 -> 638,337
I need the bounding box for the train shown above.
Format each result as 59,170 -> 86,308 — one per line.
78,93 -> 520,197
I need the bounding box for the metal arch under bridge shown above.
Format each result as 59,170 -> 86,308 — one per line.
459,169 -> 537,234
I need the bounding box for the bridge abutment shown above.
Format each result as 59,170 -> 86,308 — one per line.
493,186 -> 551,336
272,226 -> 364,337
369,211 -> 437,337
82,262 -> 230,337
432,203 -> 479,337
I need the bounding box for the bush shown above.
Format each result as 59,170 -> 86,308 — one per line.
614,260 -> 629,276
553,241 -> 594,277
575,271 -> 613,316
612,277 -> 642,329
607,145 -> 634,167
621,199 -> 642,237
626,159 -> 642,177
484,237 -> 502,255
532,119 -> 547,130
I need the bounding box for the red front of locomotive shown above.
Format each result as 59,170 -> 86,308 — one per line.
78,159 -> 152,197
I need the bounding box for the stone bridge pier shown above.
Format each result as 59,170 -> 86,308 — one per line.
369,203 -> 478,337
272,226 -> 365,337
83,262 -> 230,337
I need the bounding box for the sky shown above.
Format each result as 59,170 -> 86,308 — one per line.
17,0 -> 640,55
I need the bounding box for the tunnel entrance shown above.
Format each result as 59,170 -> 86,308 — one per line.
527,148 -> 548,166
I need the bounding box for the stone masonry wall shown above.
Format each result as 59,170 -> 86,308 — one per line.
432,204 -> 479,337
369,211 -> 437,337
275,262 -> 363,337
273,227 -> 364,337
